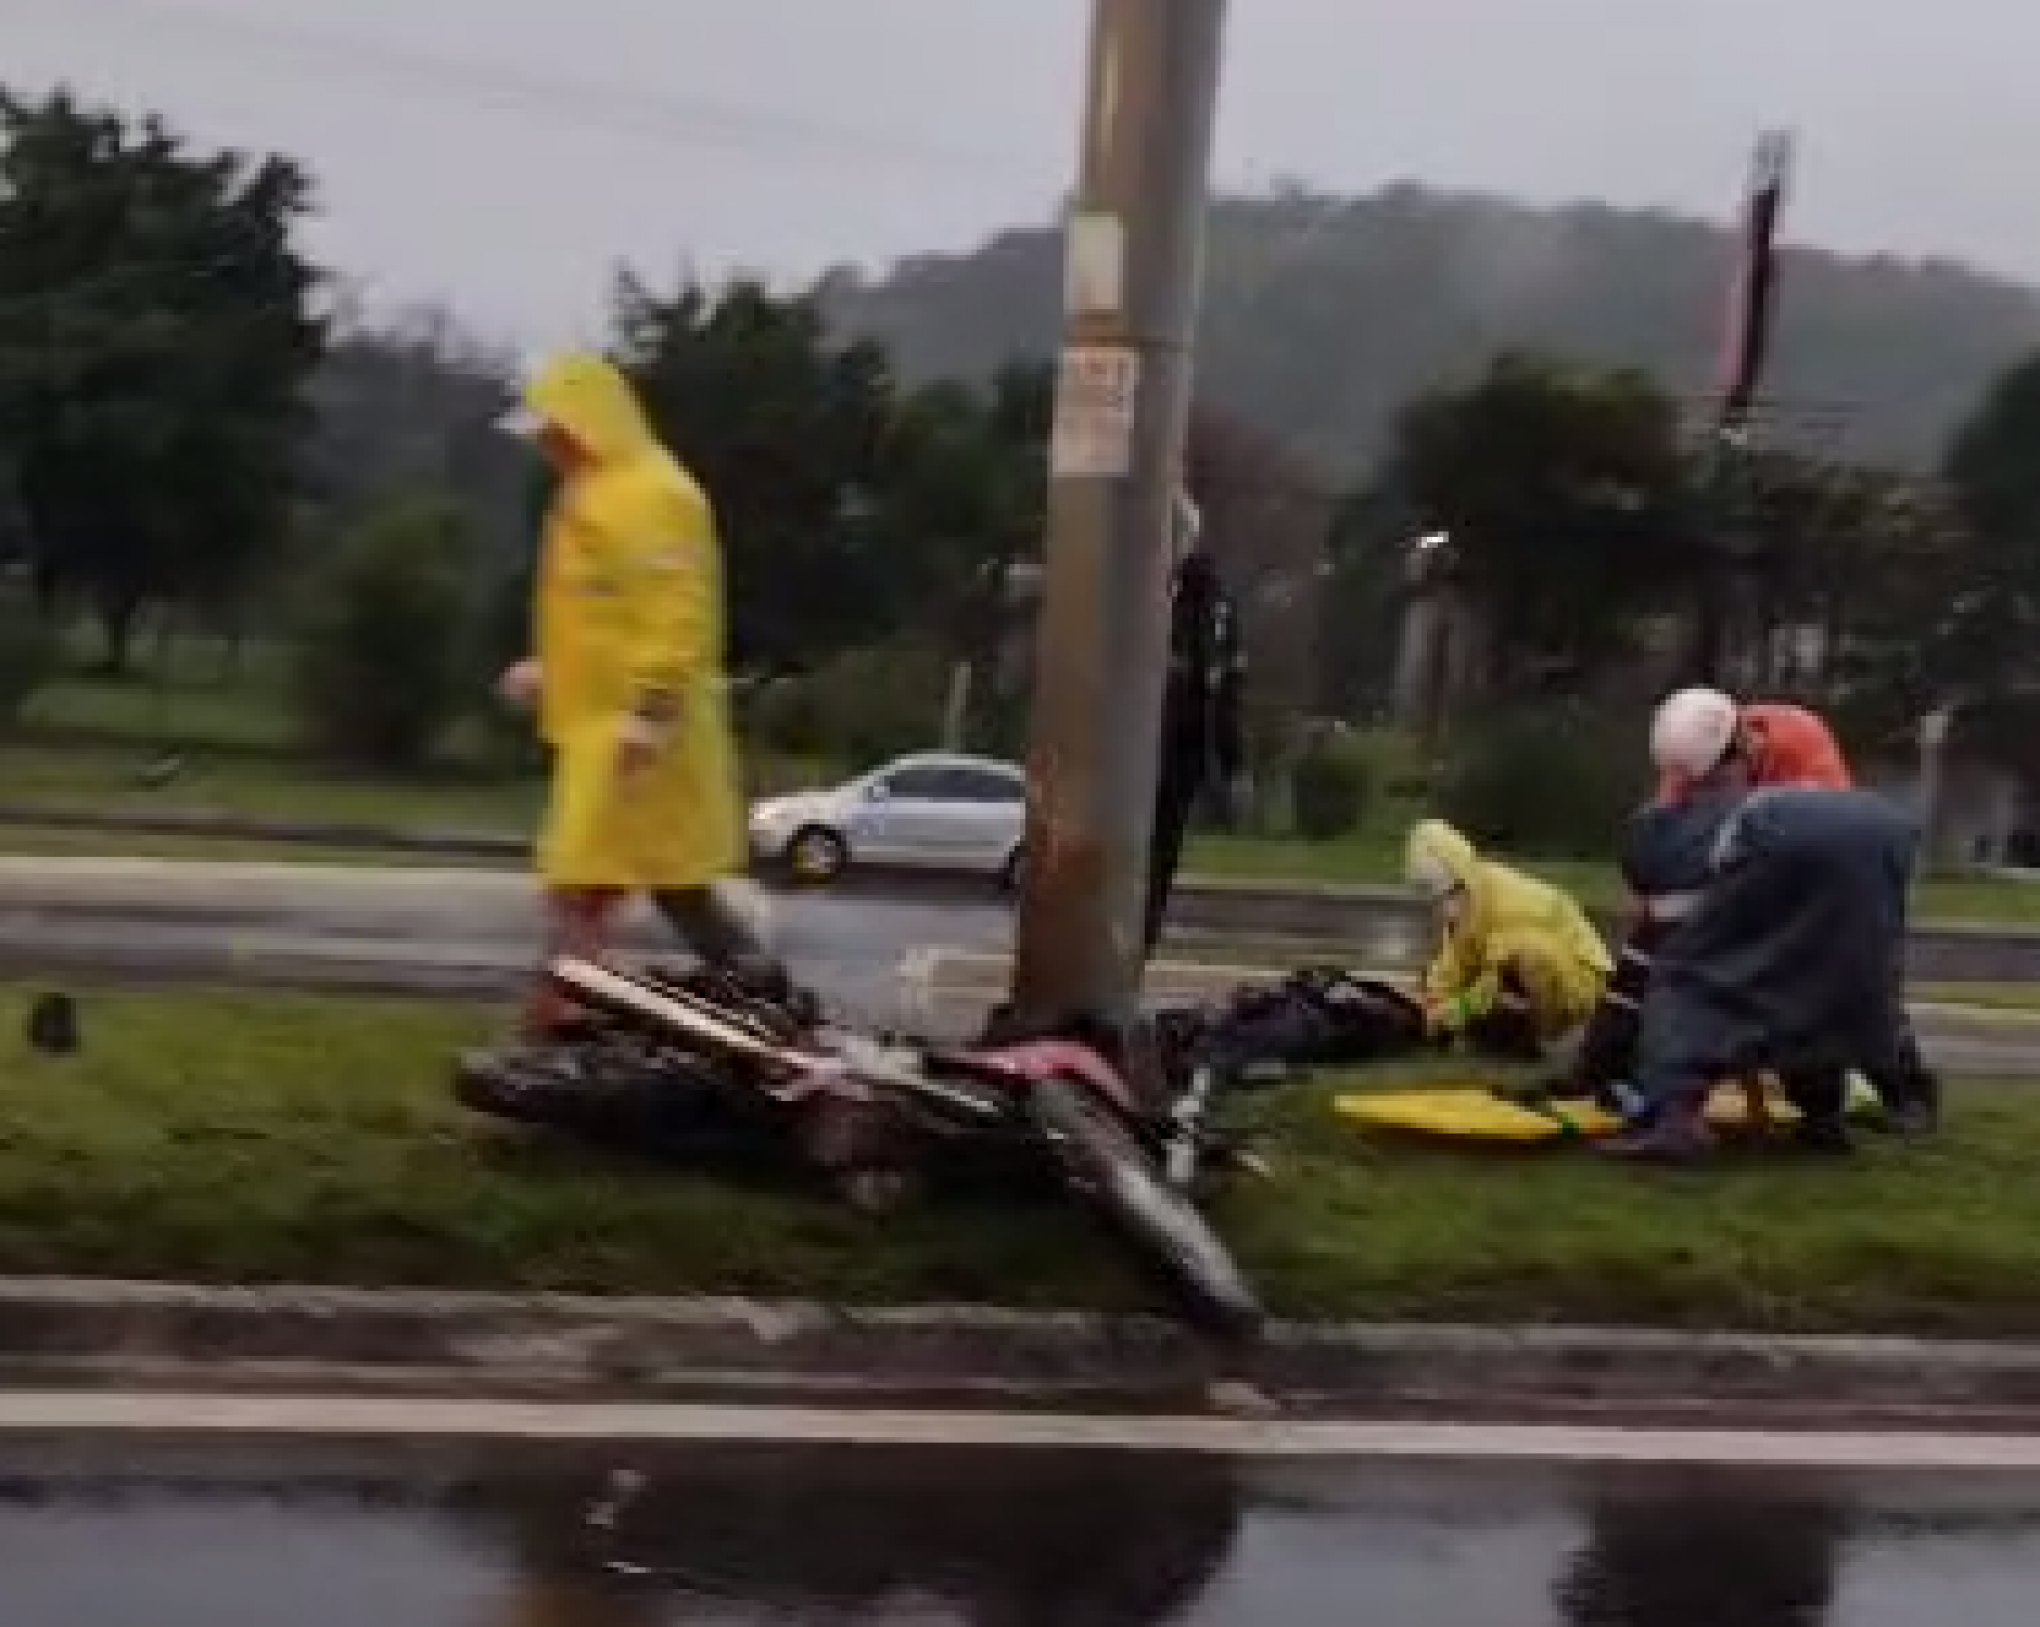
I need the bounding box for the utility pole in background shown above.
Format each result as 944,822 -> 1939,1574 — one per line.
1008,0 -> 1230,1023
1692,127 -> 1792,683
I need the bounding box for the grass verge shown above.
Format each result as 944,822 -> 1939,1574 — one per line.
0,744 -> 831,842
1913,983 -> 2040,1013
0,743 -> 542,832
0,823 -> 511,867
3,986 -> 2038,1336
23,655 -> 2040,926
1189,832 -> 2040,928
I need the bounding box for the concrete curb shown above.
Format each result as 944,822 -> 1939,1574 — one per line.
5,1280 -> 2040,1423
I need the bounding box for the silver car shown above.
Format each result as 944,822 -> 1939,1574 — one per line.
749,752 -> 1029,888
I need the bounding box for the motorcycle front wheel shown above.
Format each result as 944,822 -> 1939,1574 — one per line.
1026,1076 -> 1264,1344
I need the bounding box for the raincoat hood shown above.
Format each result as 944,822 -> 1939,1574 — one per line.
518,352 -> 658,465
1405,818 -> 1480,898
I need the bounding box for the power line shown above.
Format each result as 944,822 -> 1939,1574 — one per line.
6,0 -> 1047,180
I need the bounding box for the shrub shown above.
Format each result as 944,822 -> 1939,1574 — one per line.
291,497 -> 470,769
750,643 -> 951,768
745,673 -> 829,760
1432,709 -> 1647,858
0,598 -> 59,729
1289,728 -> 1375,840
463,562 -> 542,771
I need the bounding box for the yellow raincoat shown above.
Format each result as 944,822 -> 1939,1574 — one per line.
522,353 -> 741,890
1406,818 -> 1611,1039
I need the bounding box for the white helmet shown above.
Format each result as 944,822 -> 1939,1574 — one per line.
1650,686 -> 1741,777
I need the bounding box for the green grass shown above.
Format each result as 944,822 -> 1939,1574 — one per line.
15,649 -> 2040,929
0,823 -> 511,867
1240,1063 -> 2040,1332
0,742 -> 831,840
3,984 -> 2039,1335
25,631 -> 308,749
24,662 -> 296,749
0,743 -> 543,831
1912,983 -> 2040,1013
4,639 -> 543,830
1188,832 -> 2040,928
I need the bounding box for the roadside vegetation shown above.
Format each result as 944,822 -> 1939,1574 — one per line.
5,984 -> 2036,1335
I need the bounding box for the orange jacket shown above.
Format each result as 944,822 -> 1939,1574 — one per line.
1655,701 -> 1851,802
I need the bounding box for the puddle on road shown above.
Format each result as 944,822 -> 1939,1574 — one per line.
0,1441 -> 2038,1624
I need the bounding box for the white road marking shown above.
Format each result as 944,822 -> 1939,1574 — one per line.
4,1393 -> 2040,1469
894,946 -> 943,1030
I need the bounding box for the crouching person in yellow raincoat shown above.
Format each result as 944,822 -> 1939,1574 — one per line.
1403,818 -> 1611,1061
500,352 -> 768,1035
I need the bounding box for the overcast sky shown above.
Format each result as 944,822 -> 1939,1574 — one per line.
4,0 -> 2031,347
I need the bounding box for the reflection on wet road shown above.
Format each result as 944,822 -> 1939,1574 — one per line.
5,1441 -> 2040,1624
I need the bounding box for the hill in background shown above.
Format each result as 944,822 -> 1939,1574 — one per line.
821,183 -> 2040,478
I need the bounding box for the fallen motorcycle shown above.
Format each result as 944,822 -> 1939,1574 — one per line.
455,957 -> 1264,1342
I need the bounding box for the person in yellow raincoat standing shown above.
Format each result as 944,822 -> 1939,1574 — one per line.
1403,817 -> 1611,1060
499,351 -> 766,1034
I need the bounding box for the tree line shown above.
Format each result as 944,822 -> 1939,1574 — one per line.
1329,347 -> 2040,751
829,182 -> 2040,476
3,88 -> 2038,788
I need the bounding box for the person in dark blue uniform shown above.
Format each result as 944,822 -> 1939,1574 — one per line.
1567,688 -> 1939,1150
1144,494 -> 1247,956
1605,783 -> 1924,1162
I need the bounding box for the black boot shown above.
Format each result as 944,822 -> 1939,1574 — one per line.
1600,1092 -> 1714,1163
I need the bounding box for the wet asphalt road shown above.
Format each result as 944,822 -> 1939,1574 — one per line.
1,859 -> 2037,1066
6,1440 -> 2039,1624
0,872 -> 1015,1030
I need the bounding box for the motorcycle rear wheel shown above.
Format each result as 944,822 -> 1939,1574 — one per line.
452,1039 -> 733,1147
1026,1076 -> 1264,1344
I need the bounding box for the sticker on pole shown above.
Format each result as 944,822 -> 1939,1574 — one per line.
1064,212 -> 1125,316
1049,344 -> 1139,477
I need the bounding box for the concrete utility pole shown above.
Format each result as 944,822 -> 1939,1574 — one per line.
1009,0 -> 1230,1021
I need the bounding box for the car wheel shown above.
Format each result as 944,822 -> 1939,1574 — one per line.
783,825 -> 850,886
999,843 -> 1027,894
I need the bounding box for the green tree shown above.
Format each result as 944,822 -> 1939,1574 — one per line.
1319,482 -> 1420,718
0,595 -> 58,728
1933,351 -> 2040,705
291,496 -> 469,767
1435,706 -> 1647,858
1380,352 -> 1689,681
306,303 -> 522,562
608,272 -> 902,672
0,91 -> 326,668
867,368 -> 1044,651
